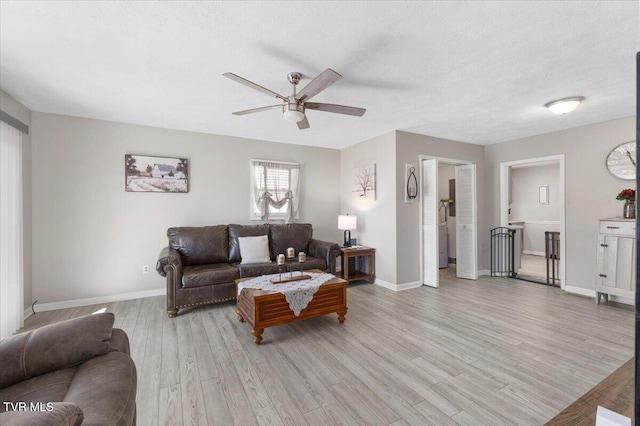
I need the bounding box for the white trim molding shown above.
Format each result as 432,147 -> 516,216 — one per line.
500,154 -> 566,290
564,286 -> 596,298
374,279 -> 422,292
33,288 -> 165,313
522,250 -> 546,256
518,220 -> 561,225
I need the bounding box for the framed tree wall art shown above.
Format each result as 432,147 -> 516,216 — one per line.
125,154 -> 189,193
353,164 -> 376,200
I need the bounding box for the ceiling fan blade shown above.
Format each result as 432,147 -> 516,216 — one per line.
297,68 -> 342,102
297,116 -> 310,130
232,105 -> 282,116
223,73 -> 288,101
304,102 -> 366,117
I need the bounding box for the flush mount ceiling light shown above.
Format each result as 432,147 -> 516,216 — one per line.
545,96 -> 585,115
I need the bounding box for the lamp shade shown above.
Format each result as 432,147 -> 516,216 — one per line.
283,110 -> 305,122
338,215 -> 357,230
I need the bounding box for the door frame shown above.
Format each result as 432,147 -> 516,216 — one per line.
419,155 -> 473,287
499,154 -> 566,289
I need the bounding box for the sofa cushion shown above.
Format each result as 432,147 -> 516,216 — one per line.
168,226 -> 229,266
286,256 -> 326,272
0,402 -> 83,426
182,263 -> 240,288
237,262 -> 281,278
0,313 -> 114,389
238,235 -> 271,264
228,224 -> 270,263
270,224 -> 313,260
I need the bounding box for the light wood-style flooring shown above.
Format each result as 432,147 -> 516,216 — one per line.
517,254 -> 561,286
20,275 -> 634,425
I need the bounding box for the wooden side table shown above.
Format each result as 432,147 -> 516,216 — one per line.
341,246 -> 375,283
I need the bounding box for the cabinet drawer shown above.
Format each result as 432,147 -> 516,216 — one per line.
599,220 -> 635,236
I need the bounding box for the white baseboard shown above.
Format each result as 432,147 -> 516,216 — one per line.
478,269 -> 490,276
522,250 -> 545,256
374,279 -> 421,292
563,286 -> 634,305
397,281 -> 422,291
374,278 -> 396,291
609,295 -> 635,305
33,288 -> 165,313
564,285 -> 596,298
23,308 -> 33,321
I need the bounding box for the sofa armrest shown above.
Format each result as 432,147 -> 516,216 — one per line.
0,313 -> 114,389
156,247 -> 182,278
157,247 -> 184,318
109,328 -> 130,355
308,239 -> 341,274
0,402 -> 84,426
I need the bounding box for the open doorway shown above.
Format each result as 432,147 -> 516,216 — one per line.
420,156 -> 477,288
500,155 -> 565,289
438,164 -> 457,280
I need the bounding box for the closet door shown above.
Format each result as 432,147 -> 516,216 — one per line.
455,164 -> 477,280
421,159 -> 439,287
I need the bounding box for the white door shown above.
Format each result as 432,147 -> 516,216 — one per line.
455,164 -> 478,280
421,159 -> 439,287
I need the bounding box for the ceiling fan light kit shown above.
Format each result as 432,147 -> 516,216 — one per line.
283,102 -> 305,123
223,68 -> 366,130
545,96 -> 585,115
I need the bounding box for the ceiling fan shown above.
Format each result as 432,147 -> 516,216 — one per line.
222,68 -> 366,130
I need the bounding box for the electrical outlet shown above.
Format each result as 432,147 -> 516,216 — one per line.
142,265 -> 149,274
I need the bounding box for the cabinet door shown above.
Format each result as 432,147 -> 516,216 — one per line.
597,235 -> 636,292
613,236 -> 636,292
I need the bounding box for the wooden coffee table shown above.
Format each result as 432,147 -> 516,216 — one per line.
235,270 -> 347,344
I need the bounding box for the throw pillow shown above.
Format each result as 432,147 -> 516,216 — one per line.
238,235 -> 271,264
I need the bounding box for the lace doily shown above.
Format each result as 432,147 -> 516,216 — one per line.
237,272 -> 336,316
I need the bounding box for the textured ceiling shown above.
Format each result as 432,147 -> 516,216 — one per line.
1,1 -> 638,149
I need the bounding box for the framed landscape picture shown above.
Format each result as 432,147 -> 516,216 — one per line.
125,154 -> 189,193
352,163 -> 376,200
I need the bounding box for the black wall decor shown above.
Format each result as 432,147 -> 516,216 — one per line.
406,166 -> 418,200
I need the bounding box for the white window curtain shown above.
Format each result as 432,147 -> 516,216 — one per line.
0,120 -> 24,339
250,160 -> 300,223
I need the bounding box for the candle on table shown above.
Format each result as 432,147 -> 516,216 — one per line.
277,254 -> 285,265
287,247 -> 295,258
298,252 -> 306,276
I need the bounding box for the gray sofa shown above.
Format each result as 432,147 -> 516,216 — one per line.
156,223 -> 341,317
0,313 -> 137,426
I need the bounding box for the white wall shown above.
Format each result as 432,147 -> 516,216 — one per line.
510,164 -> 559,221
31,112 -> 341,304
340,131 -> 397,285
485,116 -> 636,293
396,131 -> 487,285
510,164 -> 560,253
0,90 -> 32,311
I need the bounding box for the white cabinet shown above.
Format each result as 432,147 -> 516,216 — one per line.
595,218 -> 636,304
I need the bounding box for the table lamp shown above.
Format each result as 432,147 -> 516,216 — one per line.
338,214 -> 357,247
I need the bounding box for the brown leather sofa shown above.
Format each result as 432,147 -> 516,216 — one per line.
156,223 -> 341,317
0,313 -> 137,426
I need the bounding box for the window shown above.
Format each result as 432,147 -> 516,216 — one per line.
250,159 -> 300,222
